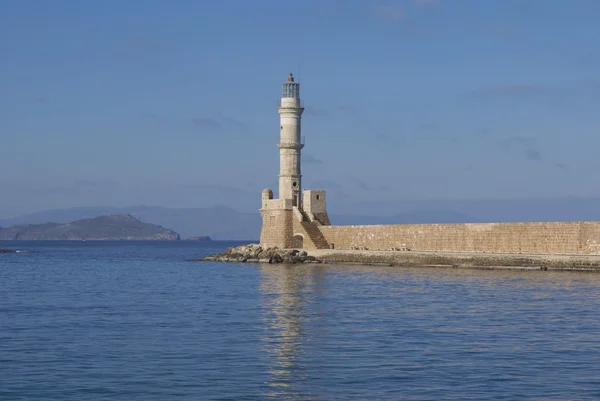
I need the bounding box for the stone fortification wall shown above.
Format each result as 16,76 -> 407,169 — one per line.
260,209 -> 294,249
318,222 -> 600,255
260,208 -> 331,250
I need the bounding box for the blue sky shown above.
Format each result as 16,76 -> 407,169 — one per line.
1,0 -> 599,217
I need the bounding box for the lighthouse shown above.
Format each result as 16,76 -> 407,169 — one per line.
259,73 -> 330,250
277,72 -> 304,207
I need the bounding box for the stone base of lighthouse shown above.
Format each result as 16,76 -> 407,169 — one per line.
259,209 -> 295,249
259,189 -> 331,250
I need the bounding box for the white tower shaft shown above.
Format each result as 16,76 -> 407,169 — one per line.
277,73 -> 304,207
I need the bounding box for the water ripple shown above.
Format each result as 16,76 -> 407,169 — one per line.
1,241 -> 600,400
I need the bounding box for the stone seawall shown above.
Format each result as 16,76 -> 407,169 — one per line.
198,245 -> 600,272
318,222 -> 600,255
310,249 -> 600,272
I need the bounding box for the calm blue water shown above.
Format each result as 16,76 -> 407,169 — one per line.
1,241 -> 600,400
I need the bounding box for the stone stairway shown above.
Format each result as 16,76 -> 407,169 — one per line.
299,210 -> 330,249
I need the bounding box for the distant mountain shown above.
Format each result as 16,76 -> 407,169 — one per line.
0,205 -> 260,240
0,214 -> 180,241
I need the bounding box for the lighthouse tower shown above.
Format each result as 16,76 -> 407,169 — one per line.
277,72 -> 304,207
259,73 -> 330,250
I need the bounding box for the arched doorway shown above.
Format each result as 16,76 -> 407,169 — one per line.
292,234 -> 304,249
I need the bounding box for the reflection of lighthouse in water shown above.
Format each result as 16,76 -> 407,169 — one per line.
259,265 -> 326,399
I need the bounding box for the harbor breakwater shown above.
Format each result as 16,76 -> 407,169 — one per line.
200,244 -> 600,272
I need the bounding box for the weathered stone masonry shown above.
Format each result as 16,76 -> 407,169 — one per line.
317,222 -> 600,256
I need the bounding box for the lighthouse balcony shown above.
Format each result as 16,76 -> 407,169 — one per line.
277,136 -> 305,149
277,141 -> 304,150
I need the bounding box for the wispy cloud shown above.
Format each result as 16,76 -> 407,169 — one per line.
36,186 -> 80,195
336,105 -> 357,114
578,53 -> 600,67
191,115 -> 247,134
304,105 -> 356,118
486,23 -> 521,39
466,81 -> 600,113
34,180 -> 118,195
582,81 -> 600,97
373,133 -> 398,145
373,3 -> 404,22
415,0 -> 437,7
496,136 -> 537,148
303,154 -> 324,164
307,104 -> 397,148
476,128 -> 493,137
74,180 -> 117,188
310,179 -> 342,189
495,136 -> 544,162
192,117 -> 222,132
353,178 -> 388,191
554,162 -> 568,170
304,107 -> 331,117
115,34 -> 173,60
220,116 -> 246,129
470,85 -> 548,98
525,149 -> 542,161
494,135 -> 571,169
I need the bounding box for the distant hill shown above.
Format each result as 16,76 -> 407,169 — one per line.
0,214 -> 180,240
0,205 -> 259,240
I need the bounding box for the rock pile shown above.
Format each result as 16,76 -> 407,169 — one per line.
202,244 -> 320,264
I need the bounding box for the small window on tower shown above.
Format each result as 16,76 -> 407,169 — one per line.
292,181 -> 298,188
316,195 -> 320,200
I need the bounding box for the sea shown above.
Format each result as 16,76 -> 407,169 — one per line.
1,240 -> 600,400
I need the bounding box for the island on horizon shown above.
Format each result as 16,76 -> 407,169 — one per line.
183,236 -> 212,241
0,214 -> 181,241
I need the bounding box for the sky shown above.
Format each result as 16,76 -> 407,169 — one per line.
1,0 -> 600,217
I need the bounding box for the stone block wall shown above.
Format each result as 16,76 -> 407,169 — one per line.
580,223 -> 600,254
259,209 -> 294,249
291,217 -> 319,249
318,222 -> 600,255
259,208 -> 328,249
302,190 -> 331,226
